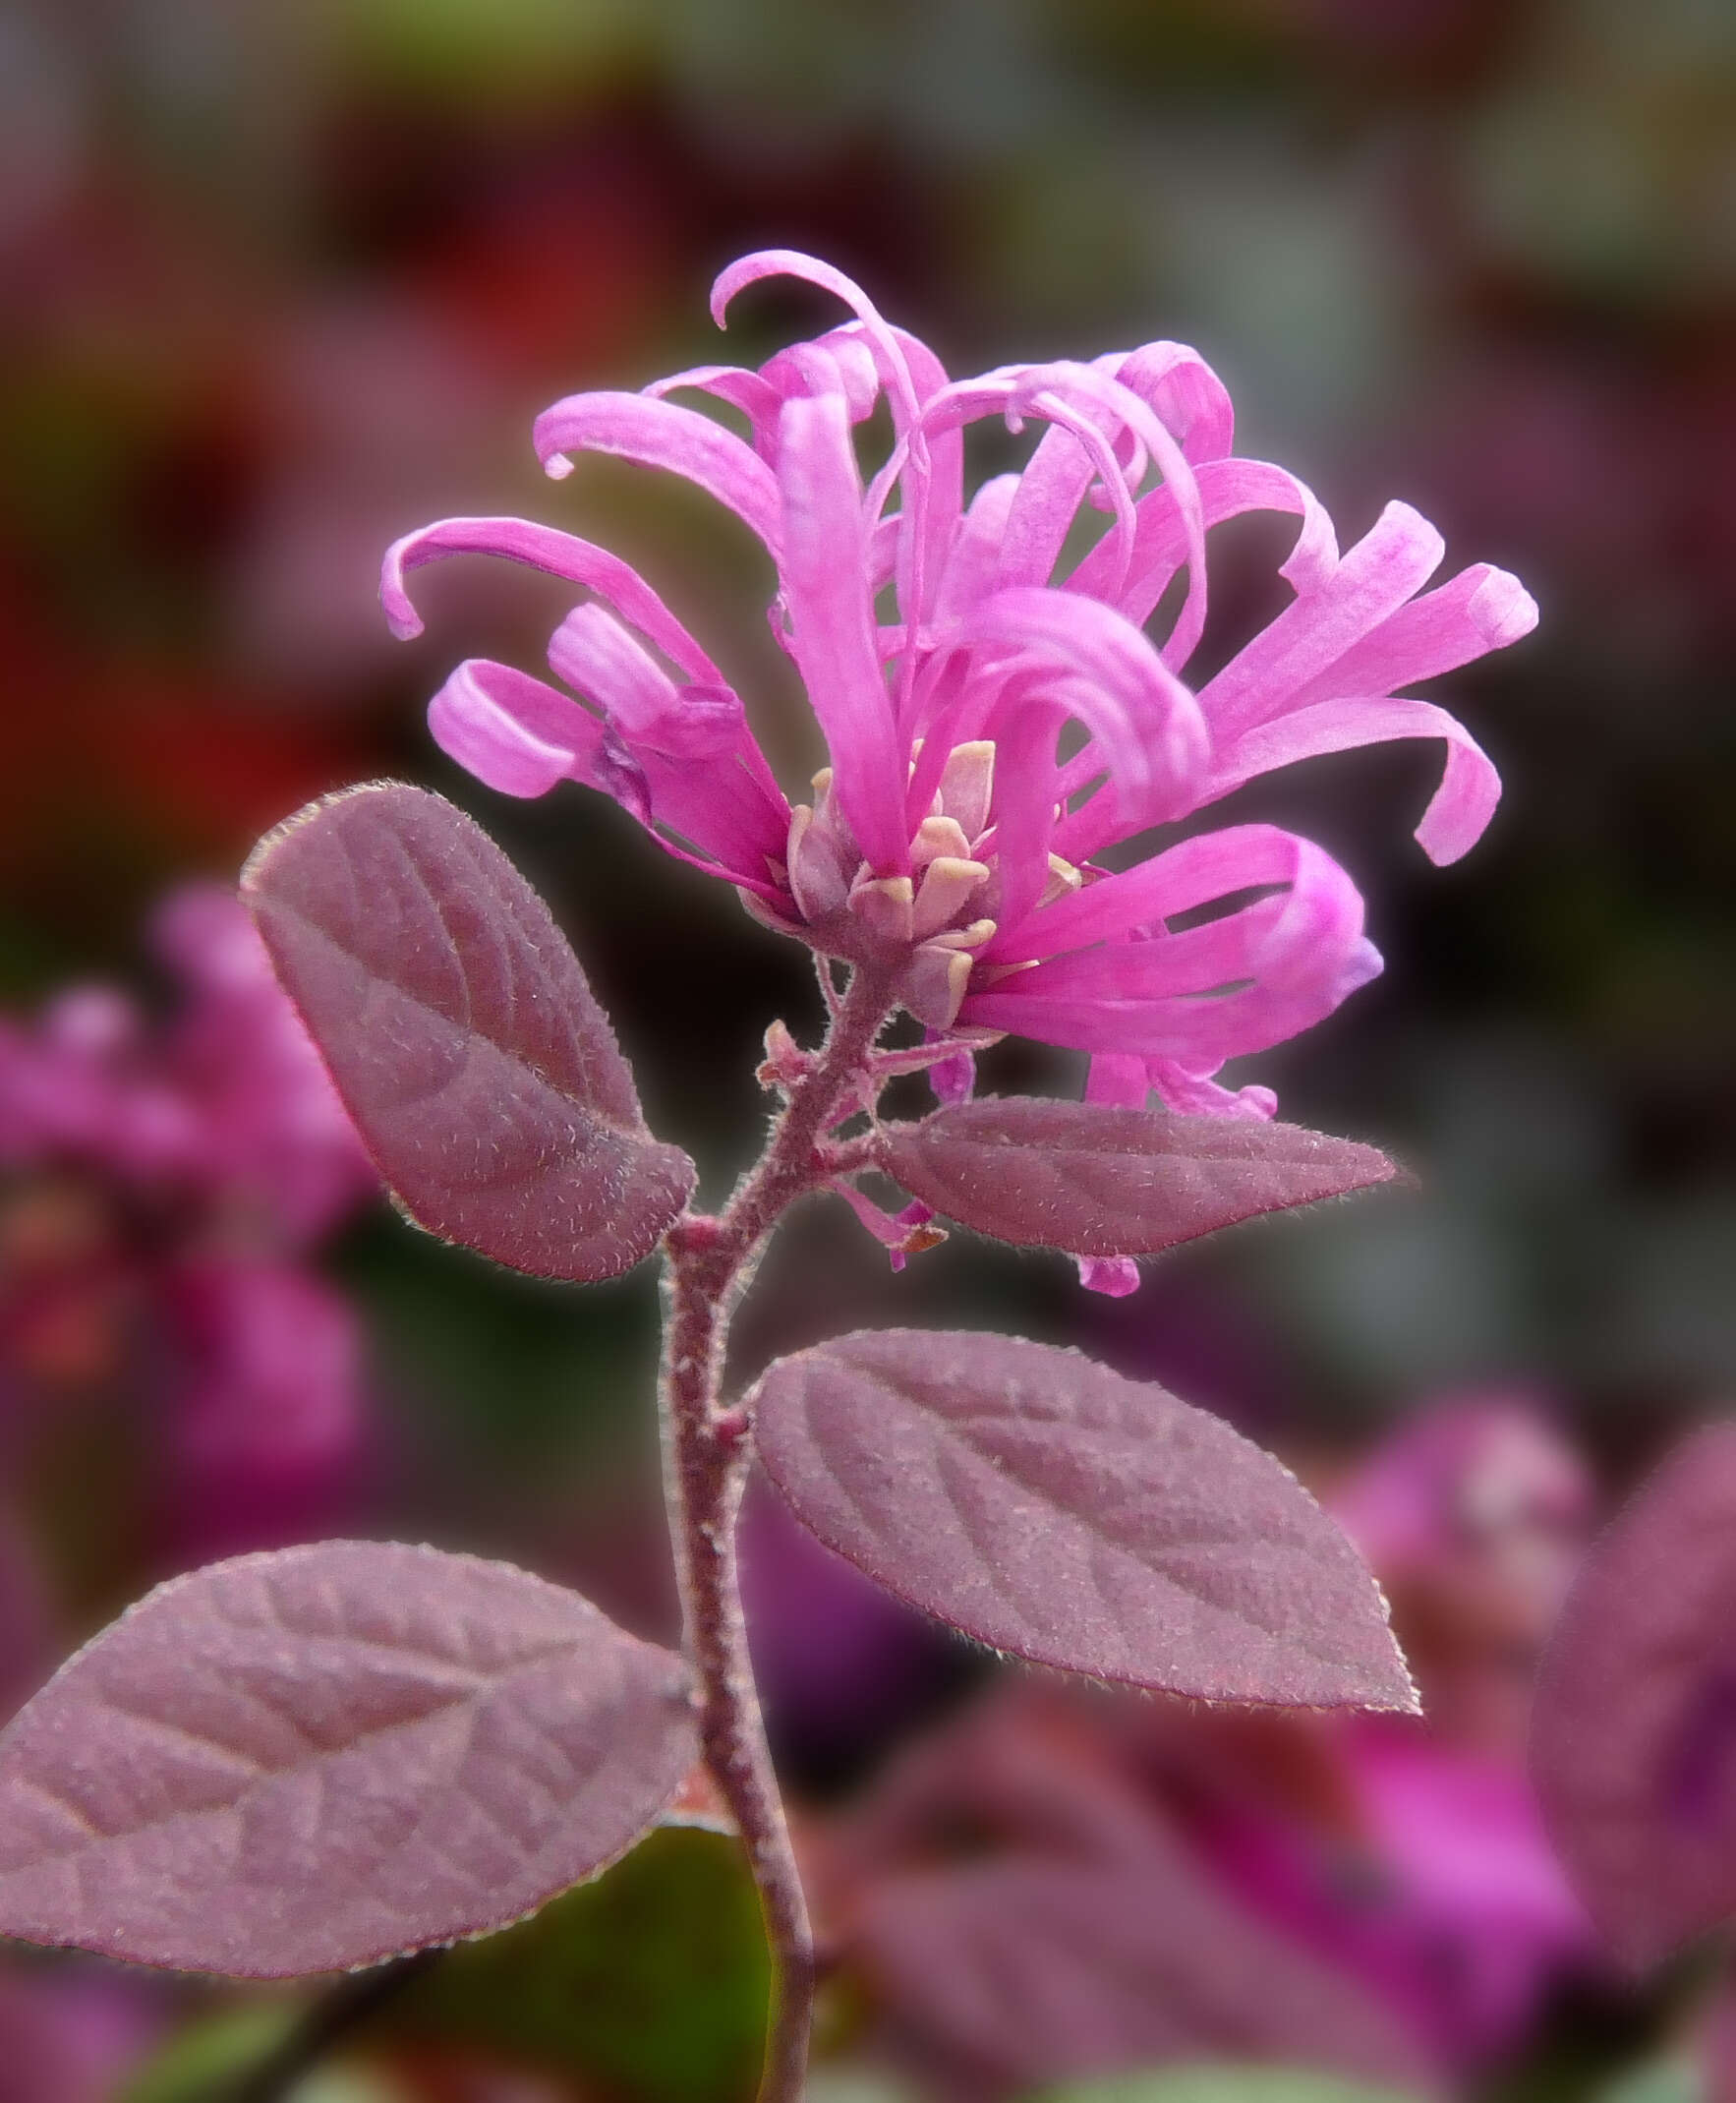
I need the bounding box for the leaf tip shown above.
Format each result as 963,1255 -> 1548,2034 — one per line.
241,778 -> 424,899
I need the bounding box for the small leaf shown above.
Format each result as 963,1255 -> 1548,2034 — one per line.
243,782 -> 694,1281
855,1847 -> 1437,2095
882,1098 -> 1403,1259
0,1964 -> 157,2103
1531,1422 -> 1736,1970
0,1541 -> 697,1977
750,1330 -> 1415,1709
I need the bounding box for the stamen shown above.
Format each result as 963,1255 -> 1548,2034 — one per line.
786,804 -> 851,920
912,856 -> 992,940
905,945 -> 976,1029
922,917 -> 997,953
936,741 -> 996,842
847,873 -> 915,946
911,815 -> 973,869
1039,853 -> 1084,907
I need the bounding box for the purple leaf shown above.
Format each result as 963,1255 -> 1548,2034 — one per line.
855,1841 -> 1438,2097
1531,1422 -> 1736,1970
881,1097 -> 1404,1259
0,1540 -> 697,1977
242,782 -> 694,1281
750,1329 -> 1417,1709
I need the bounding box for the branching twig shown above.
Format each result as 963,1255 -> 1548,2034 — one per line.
660,961 -> 899,2103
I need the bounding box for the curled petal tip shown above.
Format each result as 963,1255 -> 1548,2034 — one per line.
709,249 -> 809,327
709,276 -> 736,329
1471,565 -> 1540,647
543,452 -> 575,481
1418,825 -> 1481,869
1364,499 -> 1447,589
709,248 -> 882,338
379,535 -> 426,639
1343,937 -> 1385,998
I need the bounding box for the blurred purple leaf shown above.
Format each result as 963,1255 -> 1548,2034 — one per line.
856,1829 -> 1437,2097
751,1330 -> 1417,1708
1531,1422 -> 1736,1970
0,1514 -> 55,1728
881,1098 -> 1403,1260
242,783 -> 694,1281
0,1964 -> 160,2103
0,1540 -> 696,1977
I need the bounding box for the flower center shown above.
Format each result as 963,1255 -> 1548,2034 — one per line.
774,739 -> 1083,1028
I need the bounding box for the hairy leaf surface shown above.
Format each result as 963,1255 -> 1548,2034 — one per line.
751,1329 -> 1415,1708
0,1541 -> 696,1976
1532,1423 -> 1736,1969
882,1098 -> 1402,1258
243,782 -> 694,1280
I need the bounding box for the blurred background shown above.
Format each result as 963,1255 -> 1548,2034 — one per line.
2,0 -> 1734,2097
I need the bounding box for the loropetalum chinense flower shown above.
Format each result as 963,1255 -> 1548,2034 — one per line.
383,250 -> 1536,1285
0,888 -> 376,1553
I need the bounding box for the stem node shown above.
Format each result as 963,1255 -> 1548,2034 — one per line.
658,961 -> 897,2103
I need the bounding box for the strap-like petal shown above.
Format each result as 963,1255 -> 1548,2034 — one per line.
427,660 -> 610,801
711,250 -> 924,429
1114,341 -> 1237,466
1289,559 -> 1538,707
532,390 -> 783,554
1197,499 -> 1446,741
989,823 -> 1318,964
776,392 -> 909,874
380,516 -> 723,684
1067,457 -> 1338,632
962,835 -> 1378,1064
549,605 -> 789,879
1208,696 -> 1501,866
955,586 -> 1208,822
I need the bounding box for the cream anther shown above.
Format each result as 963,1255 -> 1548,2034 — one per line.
786,803 -> 851,920
1038,853 -> 1084,908
905,944 -> 975,1029
936,741 -> 995,842
923,916 -> 997,952
847,872 -> 915,946
912,855 -> 992,941
911,815 -> 973,869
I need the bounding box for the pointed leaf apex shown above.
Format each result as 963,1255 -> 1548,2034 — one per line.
243,782 -> 695,1281
882,1098 -> 1406,1263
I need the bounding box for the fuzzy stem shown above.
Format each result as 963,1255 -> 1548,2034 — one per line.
659,961 -> 898,2103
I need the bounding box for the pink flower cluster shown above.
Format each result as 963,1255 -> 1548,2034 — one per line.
384,250 -> 1535,1122
0,888 -> 376,1553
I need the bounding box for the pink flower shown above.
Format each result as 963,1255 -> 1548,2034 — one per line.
0,887 -> 376,1555
383,249 -> 1536,1121
0,886 -> 370,1240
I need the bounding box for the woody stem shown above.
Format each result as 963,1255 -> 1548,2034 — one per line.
659,959 -> 898,2103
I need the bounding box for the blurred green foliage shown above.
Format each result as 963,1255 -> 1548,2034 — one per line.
382,1828 -> 771,2103
1043,2074 -> 1422,2103
123,2004 -> 403,2103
